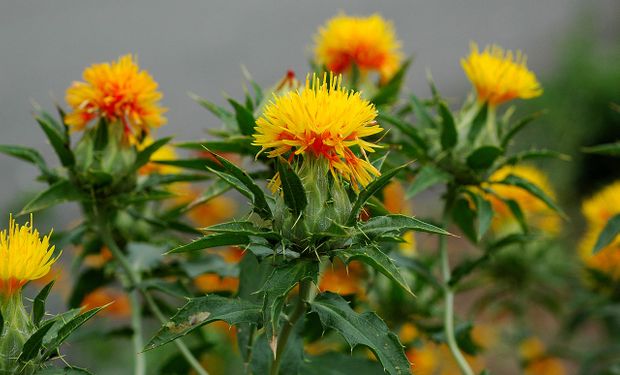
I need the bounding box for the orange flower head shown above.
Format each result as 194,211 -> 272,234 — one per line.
462,43 -> 542,106
65,54 -> 166,144
314,13 -> 403,81
254,73 -> 382,189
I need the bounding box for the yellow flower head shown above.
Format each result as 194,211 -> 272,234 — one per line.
0,215 -> 59,296
461,43 -> 542,106
314,13 -> 403,81
253,73 -> 382,188
65,54 -> 167,144
579,181 -> 620,281
487,165 -> 560,235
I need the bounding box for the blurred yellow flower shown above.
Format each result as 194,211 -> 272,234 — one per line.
519,337 -> 566,375
314,13 -> 403,81
486,165 -> 560,235
65,54 -> 166,144
0,215 -> 59,296
462,43 -> 542,106
579,181 -> 620,281
383,181 -> 416,254
406,341 -> 484,375
254,73 -> 382,189
138,137 -> 180,175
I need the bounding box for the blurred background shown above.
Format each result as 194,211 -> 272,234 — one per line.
1,1 -> 619,374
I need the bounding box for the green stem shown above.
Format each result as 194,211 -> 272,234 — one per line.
270,279 -> 311,375
439,209 -> 475,375
96,213 -> 209,375
128,289 -> 146,375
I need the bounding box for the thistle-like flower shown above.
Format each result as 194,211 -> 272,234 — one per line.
0,215 -> 59,297
253,73 -> 382,189
65,54 -> 167,144
314,13 -> 402,82
461,43 -> 542,106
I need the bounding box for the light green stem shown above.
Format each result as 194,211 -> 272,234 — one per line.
97,216 -> 209,375
439,219 -> 475,375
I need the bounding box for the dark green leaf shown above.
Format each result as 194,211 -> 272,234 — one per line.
466,146 -> 503,170
34,280 -> 55,326
500,110 -> 546,148
371,60 -> 411,106
133,136 -> 173,171
502,198 -> 528,234
228,98 -> 256,136
43,306 -> 106,358
203,221 -> 280,240
462,191 -> 494,241
496,174 -> 566,218
145,295 -> 262,350
19,320 -> 57,362
452,197 -> 477,242
468,103 -> 488,143
20,180 -> 83,215
347,164 -> 408,225
582,142 -> 620,156
0,145 -> 50,176
260,260 -> 318,348
338,245 -> 413,296
439,102 -> 457,149
406,165 -> 451,198
210,152 -> 272,220
310,292 -> 410,375
35,115 -> 74,167
167,233 -> 250,254
277,159 -> 307,216
593,214 -> 620,254
360,214 -> 451,237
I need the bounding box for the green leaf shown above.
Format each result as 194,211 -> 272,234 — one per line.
500,149 -> 570,167
35,367 -> 93,375
34,280 -> 55,326
0,145 -> 51,176
468,103 -> 488,143
500,110 -> 546,148
466,146 -> 503,170
43,306 -> 106,357
503,198 -> 528,234
203,221 -> 280,241
153,158 -> 223,172
228,98 -> 256,136
462,191 -> 494,241
137,173 -> 209,190
145,295 -> 262,350
19,320 -> 57,362
133,136 -> 173,171
347,164 -> 408,225
189,93 -> 237,128
338,245 -> 413,296
582,142 -> 620,156
20,180 -> 83,215
359,214 -> 451,237
377,112 -> 427,153
496,174 -> 566,218
209,152 -> 272,220
167,233 -> 250,254
371,59 -> 411,106
260,260 -> 318,348
410,95 -> 437,129
593,214 -> 620,254
175,137 -> 259,155
277,158 -> 307,216
310,292 -> 410,375
451,197 -> 477,242
406,165 -> 451,198
439,102 -> 457,149
35,115 -> 74,167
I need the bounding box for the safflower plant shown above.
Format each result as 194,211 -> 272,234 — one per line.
1,10 -> 617,375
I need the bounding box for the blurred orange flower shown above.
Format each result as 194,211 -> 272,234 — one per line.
319,259 -> 365,296
81,287 -> 131,318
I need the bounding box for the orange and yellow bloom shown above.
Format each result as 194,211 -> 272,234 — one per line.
0,215 -> 59,296
462,43 -> 542,106
314,14 -> 402,81
579,181 -> 620,281
65,54 -> 166,144
254,73 -> 382,189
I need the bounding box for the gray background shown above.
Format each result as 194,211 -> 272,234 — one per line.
1,0 -> 618,212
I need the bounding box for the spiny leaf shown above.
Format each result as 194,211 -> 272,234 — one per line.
167,233 -> 250,254
145,295 -> 262,351
310,292 -> 410,375
33,280 -> 55,326
19,320 -> 57,362
406,165 -> 451,198
20,180 -> 83,216
359,214 -> 452,237
43,305 -> 106,358
203,221 -> 281,241
338,245 -> 414,296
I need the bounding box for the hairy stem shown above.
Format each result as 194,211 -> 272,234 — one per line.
270,279 -> 311,375
439,208 -> 475,375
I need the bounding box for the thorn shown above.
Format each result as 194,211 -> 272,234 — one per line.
269,335 -> 278,359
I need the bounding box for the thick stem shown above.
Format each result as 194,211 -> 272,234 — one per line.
96,213 -> 209,375
439,206 -> 475,375
270,279 -> 311,375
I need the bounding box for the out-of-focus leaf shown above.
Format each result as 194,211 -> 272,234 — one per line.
452,197 -> 477,242
406,165 -> 451,198
189,93 -> 237,128
466,146 -> 502,171
582,142 -> 620,156
410,95 -> 437,129
593,214 -> 620,254
496,174 -> 566,218
153,158 -> 223,172
439,102 -> 457,149
301,353 -> 386,375
139,279 -> 189,298
500,110 -> 546,148
310,292 -> 410,375
35,367 -> 93,375
500,149 -> 570,167
35,114 -> 74,167
0,145 -> 51,176
378,112 -> 427,153
20,180 -> 83,216
133,136 -> 172,171
468,103 -> 488,143
145,295 -> 262,350
371,60 -> 411,106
